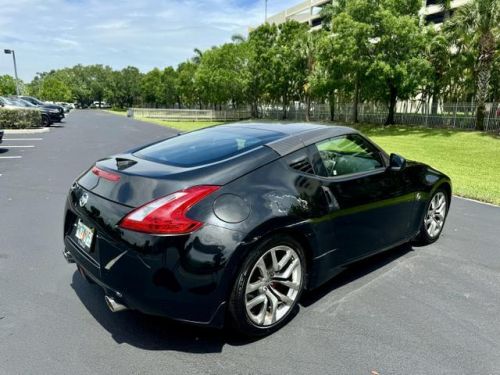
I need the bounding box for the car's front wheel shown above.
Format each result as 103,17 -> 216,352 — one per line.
41,114 -> 51,127
228,234 -> 305,337
415,189 -> 449,245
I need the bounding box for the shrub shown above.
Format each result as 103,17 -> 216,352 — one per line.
0,108 -> 42,129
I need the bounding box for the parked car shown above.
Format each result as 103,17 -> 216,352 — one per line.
0,96 -> 52,127
6,97 -> 53,127
17,96 -> 65,123
90,101 -> 111,109
55,102 -> 73,113
63,123 -> 451,336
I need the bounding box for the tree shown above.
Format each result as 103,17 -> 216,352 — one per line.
195,43 -> 248,109
367,1 -> 430,125
39,75 -> 72,102
176,61 -> 199,108
328,0 -> 376,123
313,30 -> 348,121
109,67 -> 142,108
161,67 -> 179,107
425,30 -> 451,115
0,75 -> 17,95
445,0 -> 499,130
141,68 -> 163,106
247,23 -> 279,116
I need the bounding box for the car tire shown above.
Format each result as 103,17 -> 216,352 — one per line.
228,234 -> 306,337
414,188 -> 449,245
41,115 -> 50,127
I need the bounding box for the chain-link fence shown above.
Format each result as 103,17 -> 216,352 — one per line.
129,108 -> 252,122
129,101 -> 499,131
258,101 -> 500,131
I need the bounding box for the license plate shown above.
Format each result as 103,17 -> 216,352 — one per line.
75,220 -> 94,249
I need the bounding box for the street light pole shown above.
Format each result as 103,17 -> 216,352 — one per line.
265,0 -> 268,22
4,49 -> 20,96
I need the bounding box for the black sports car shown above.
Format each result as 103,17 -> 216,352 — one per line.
63,123 -> 451,336
18,96 -> 65,123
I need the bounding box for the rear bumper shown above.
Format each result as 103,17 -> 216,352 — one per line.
62,187 -> 246,328
49,112 -> 64,122
63,232 -> 228,327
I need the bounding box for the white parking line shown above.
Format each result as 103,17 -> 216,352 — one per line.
3,138 -> 43,141
0,156 -> 22,159
1,145 -> 35,148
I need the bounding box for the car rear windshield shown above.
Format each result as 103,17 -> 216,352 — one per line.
134,126 -> 285,167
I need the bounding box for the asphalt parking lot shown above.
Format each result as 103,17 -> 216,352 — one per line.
0,110 -> 499,375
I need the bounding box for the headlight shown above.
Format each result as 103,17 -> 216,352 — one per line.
49,108 -> 59,113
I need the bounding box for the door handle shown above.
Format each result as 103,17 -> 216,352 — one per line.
321,186 -> 339,211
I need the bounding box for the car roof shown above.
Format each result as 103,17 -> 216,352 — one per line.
218,122 -> 358,156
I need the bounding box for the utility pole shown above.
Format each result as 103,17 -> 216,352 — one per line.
265,0 -> 268,22
4,49 -> 20,95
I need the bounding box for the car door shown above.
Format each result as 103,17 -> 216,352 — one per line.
309,133 -> 414,264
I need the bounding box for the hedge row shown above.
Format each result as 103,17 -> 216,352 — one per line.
0,108 -> 42,129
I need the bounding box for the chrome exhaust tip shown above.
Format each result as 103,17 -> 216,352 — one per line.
104,295 -> 128,312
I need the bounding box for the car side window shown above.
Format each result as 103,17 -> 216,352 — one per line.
314,134 -> 383,177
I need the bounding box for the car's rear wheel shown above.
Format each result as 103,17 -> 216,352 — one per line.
228,234 -> 305,337
415,189 -> 448,245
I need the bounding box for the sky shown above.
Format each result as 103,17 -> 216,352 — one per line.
0,0 -> 295,81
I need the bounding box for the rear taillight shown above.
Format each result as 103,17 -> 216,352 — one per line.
119,185 -> 220,235
92,166 -> 121,182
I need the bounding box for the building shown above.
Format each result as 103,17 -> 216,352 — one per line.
422,0 -> 470,25
267,0 -> 330,30
266,0 -> 470,29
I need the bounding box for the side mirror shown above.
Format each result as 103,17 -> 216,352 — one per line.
389,153 -> 406,171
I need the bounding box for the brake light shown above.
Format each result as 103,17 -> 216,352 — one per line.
119,185 -> 220,235
92,166 -> 121,182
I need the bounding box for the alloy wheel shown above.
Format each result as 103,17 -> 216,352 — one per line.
244,245 -> 302,327
424,192 -> 447,238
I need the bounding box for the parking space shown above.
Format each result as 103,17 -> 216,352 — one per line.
0,133 -> 46,177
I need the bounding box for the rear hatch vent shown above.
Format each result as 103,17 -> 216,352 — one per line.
115,157 -> 137,170
289,158 -> 314,174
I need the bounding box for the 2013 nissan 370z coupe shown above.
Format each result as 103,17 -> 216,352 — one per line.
63,122 -> 451,336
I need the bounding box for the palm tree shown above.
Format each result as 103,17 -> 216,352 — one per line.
446,0 -> 499,130
191,48 -> 203,64
231,34 -> 246,44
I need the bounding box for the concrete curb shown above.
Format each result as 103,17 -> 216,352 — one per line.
453,195 -> 500,208
4,128 -> 51,134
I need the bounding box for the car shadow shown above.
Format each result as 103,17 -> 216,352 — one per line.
70,243 -> 413,352
300,243 -> 413,307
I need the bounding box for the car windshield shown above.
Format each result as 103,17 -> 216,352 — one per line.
17,99 -> 35,107
135,126 -> 284,167
23,96 -> 43,105
8,98 -> 27,107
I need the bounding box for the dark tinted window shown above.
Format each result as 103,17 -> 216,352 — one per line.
314,134 -> 383,177
135,126 -> 284,167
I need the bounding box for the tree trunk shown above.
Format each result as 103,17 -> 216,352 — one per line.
353,75 -> 359,123
329,91 -> 335,121
305,95 -> 311,122
251,101 -> 258,118
282,96 -> 288,120
475,31 -> 495,131
385,84 -> 397,125
431,90 -> 439,115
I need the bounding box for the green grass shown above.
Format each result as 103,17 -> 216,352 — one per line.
103,110 -> 500,205
352,124 -> 500,205
103,110 -> 223,131
135,117 -> 223,132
